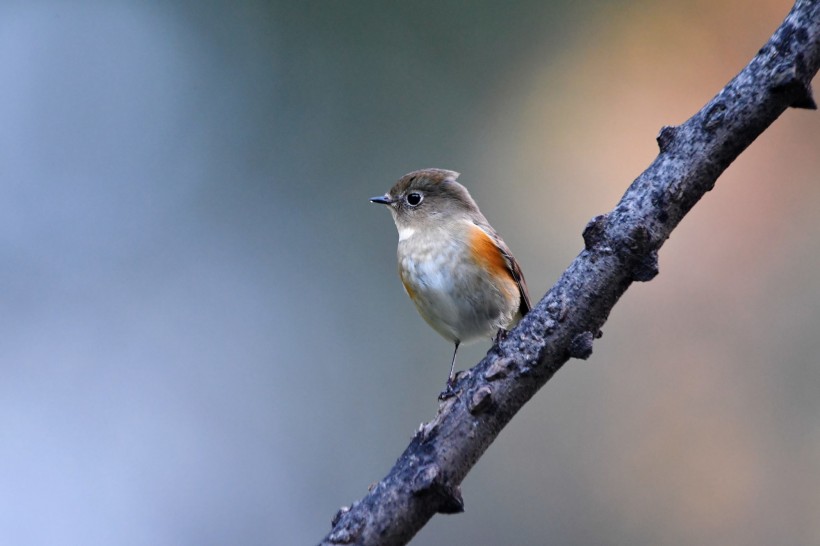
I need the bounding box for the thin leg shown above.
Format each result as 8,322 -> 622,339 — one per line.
439,341 -> 460,400
448,341 -> 460,383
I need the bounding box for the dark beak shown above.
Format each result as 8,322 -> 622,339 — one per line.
370,194 -> 392,205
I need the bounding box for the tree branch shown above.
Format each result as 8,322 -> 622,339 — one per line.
320,2 -> 820,544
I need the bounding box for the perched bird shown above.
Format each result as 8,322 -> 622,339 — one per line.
370,168 -> 530,398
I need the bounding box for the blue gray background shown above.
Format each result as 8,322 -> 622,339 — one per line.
2,1 -> 819,545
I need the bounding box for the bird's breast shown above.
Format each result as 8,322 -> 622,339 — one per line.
396,225 -> 517,342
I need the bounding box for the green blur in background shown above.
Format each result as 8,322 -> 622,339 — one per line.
1,1 -> 818,544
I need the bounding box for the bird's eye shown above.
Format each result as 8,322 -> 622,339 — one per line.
406,192 -> 423,206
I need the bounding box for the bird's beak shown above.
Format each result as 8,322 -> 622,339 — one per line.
370,194 -> 393,205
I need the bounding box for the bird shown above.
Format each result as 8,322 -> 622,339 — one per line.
370,168 -> 530,398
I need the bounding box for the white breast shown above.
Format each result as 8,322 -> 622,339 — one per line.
398,227 -> 416,241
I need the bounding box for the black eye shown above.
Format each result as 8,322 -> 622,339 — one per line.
405,192 -> 423,206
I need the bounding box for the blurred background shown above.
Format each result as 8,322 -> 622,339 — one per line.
1,1 -> 818,544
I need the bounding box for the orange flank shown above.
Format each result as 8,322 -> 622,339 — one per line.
399,267 -> 418,304
468,224 -> 517,300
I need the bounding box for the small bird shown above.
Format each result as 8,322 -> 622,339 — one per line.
371,168 -> 531,398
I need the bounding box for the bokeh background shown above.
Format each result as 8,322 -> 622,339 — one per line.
2,1 -> 818,544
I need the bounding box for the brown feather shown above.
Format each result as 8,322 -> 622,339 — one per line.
470,223 -> 531,318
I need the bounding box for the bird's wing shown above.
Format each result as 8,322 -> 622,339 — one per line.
473,222 -> 531,316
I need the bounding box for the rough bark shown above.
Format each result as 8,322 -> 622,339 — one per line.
320,2 -> 820,544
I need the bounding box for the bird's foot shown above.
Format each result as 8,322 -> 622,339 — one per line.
438,378 -> 461,401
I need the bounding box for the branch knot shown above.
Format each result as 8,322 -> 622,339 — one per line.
327,505 -> 365,544
582,214 -> 610,251
703,101 -> 727,131
656,125 -> 679,152
411,464 -> 464,514
468,386 -> 494,414
770,56 -> 817,109
484,357 -> 515,381
569,331 -> 594,360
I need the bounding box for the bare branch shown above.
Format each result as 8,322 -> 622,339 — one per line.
320,2 -> 820,544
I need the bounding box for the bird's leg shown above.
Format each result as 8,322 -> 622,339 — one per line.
493,328 -> 509,344
438,341 -> 461,400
